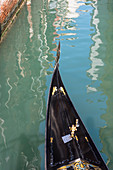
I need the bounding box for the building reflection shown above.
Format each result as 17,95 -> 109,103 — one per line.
0,0 -> 55,169
27,0 -> 34,41
96,0 -> 113,169
88,0 -> 113,168
87,1 -> 103,91
50,0 -> 86,42
1,0 -> 112,169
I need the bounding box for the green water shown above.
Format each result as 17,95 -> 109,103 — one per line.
0,0 -> 113,169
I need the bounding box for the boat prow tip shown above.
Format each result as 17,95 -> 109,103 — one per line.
55,41 -> 60,64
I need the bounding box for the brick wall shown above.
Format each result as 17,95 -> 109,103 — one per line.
0,0 -> 19,24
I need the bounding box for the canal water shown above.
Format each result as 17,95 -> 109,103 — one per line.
0,0 -> 113,169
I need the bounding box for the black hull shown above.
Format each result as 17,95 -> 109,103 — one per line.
45,62 -> 108,170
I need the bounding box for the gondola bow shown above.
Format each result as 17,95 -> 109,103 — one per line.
45,43 -> 108,170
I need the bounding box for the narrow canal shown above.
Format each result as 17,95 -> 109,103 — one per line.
0,0 -> 113,169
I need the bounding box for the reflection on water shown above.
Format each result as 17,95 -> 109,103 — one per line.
0,0 -> 52,169
87,0 -> 113,168
0,0 -> 112,169
87,2 -> 104,80
48,0 -> 110,168
27,0 -> 34,41
87,0 -> 104,97
5,77 -> 13,109
17,51 -> 25,78
86,0 -> 108,163
65,0 -> 87,19
0,118 -> 7,148
96,0 -> 113,169
87,1 -> 103,82
51,0 -> 84,41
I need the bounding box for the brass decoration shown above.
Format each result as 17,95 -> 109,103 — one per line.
57,158 -> 102,170
69,125 -> 77,138
85,136 -> 89,142
50,137 -> 53,143
74,135 -> 78,141
69,119 -> 79,138
52,86 -> 57,96
60,87 -> 66,95
76,119 -> 79,128
52,86 -> 66,96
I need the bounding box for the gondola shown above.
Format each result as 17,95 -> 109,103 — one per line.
45,42 -> 108,170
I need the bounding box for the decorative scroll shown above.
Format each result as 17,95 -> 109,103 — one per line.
57,158 -> 101,170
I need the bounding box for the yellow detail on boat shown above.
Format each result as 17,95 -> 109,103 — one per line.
52,86 -> 57,95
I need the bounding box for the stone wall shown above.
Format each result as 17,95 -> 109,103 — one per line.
0,0 -> 25,41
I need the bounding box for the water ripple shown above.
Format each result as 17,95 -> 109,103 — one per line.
31,77 -> 35,93
51,0 -> 88,42
87,1 -> 103,81
5,77 -> 12,109
0,118 -> 7,148
21,149 -> 39,170
17,51 -> 25,78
